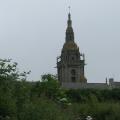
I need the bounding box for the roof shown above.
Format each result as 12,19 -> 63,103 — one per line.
62,41 -> 79,51
113,82 -> 120,86
62,82 -> 108,89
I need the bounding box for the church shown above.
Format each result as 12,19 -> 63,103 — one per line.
56,12 -> 120,89
57,12 -> 87,84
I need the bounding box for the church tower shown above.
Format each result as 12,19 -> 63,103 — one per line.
57,12 -> 87,85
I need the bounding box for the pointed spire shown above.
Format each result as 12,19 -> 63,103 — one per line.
67,6 -> 72,27
65,7 -> 74,42
67,13 -> 72,27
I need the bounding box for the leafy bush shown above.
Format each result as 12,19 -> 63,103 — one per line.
1,59 -> 120,120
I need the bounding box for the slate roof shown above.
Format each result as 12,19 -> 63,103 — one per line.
62,82 -> 109,89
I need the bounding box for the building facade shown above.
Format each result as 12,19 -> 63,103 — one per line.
57,13 -> 87,85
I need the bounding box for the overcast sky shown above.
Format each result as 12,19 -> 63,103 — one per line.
0,0 -> 120,82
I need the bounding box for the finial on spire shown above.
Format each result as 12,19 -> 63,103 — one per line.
68,6 -> 71,20
68,6 -> 71,13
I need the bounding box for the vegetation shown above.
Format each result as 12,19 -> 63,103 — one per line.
0,59 -> 120,120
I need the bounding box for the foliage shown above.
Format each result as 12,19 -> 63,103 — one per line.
1,59 -> 120,119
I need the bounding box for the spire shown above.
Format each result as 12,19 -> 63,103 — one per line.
68,13 -> 72,27
68,6 -> 72,27
65,7 -> 74,42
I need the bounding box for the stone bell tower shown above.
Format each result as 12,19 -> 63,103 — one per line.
57,12 -> 87,84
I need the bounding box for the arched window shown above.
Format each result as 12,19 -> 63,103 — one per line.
71,56 -> 75,61
71,69 -> 76,82
71,69 -> 76,75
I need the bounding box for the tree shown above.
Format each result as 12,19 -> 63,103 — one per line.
0,59 -> 30,82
